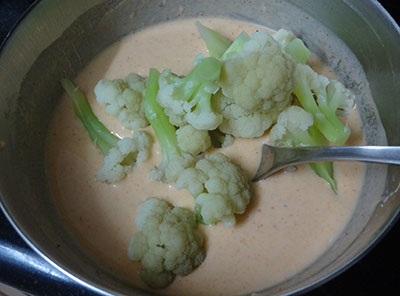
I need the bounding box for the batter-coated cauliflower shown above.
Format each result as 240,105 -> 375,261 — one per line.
96,131 -> 151,183
94,73 -> 149,130
128,198 -> 205,288
176,153 -> 252,226
219,30 -> 296,112
176,125 -> 211,155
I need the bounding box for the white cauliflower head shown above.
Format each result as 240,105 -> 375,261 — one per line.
219,31 -> 296,113
94,74 -> 149,130
128,198 -> 205,288
176,153 -> 252,227
96,131 -> 151,183
212,91 -> 290,138
176,125 -> 211,155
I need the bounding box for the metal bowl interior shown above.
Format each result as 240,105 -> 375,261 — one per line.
0,0 -> 399,295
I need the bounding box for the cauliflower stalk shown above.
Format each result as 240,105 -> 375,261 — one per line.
272,28 -> 311,64
128,198 -> 205,288
293,64 -> 353,145
176,153 -> 252,226
156,57 -> 223,130
94,73 -> 149,130
269,105 -> 336,192
61,79 -> 151,183
144,69 -> 195,184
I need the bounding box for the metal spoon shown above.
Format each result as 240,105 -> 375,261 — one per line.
252,145 -> 400,182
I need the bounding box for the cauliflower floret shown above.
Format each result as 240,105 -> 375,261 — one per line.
128,198 -> 205,288
176,153 -> 252,226
212,91 -> 290,138
156,57 -> 223,130
176,125 -> 211,155
219,31 -> 295,112
269,105 -> 315,147
96,131 -> 151,183
94,73 -> 149,130
269,105 -> 337,192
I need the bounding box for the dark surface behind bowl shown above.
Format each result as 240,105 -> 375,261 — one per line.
0,1 -> 399,295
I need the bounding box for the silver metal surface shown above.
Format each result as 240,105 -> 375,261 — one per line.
253,145 -> 400,181
0,0 -> 399,295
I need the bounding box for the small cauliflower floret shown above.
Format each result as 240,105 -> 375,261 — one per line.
94,73 -> 149,130
61,79 -> 152,183
212,91 -> 289,138
128,198 -> 205,288
219,31 -> 296,112
144,69 -> 196,184
293,64 -> 353,145
269,106 -> 336,192
156,57 -> 223,130
176,125 -> 211,155
96,131 -> 151,183
176,153 -> 252,226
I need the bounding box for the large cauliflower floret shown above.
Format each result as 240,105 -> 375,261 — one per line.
212,91 -> 290,138
94,73 -> 149,130
96,131 -> 151,183
176,153 -> 252,227
176,125 -> 211,155
219,31 -> 296,112
128,198 -> 205,288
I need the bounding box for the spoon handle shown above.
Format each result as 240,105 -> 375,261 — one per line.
253,145 -> 400,182
283,146 -> 400,165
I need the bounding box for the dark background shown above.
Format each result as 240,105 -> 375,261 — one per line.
1,0 -> 399,295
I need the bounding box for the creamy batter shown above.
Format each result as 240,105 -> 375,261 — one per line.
46,18 -> 366,295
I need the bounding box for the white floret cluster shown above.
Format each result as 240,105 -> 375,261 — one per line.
96,131 -> 151,183
127,198 -> 205,288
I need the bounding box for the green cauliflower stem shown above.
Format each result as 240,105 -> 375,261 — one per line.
61,79 -> 151,183
144,69 -> 195,184
269,105 -> 336,192
128,198 -> 205,288
219,30 -> 296,112
176,153 -> 252,226
195,21 -> 232,58
156,57 -> 223,130
273,28 -> 311,64
293,64 -> 353,145
220,31 -> 250,60
176,125 -> 211,155
94,73 -> 149,130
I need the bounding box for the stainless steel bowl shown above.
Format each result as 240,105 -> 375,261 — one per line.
1,0 -> 399,295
